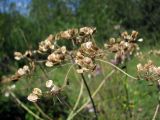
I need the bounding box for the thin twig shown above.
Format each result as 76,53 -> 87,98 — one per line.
152,104 -> 159,120
67,79 -> 84,120
62,64 -> 75,89
96,59 -> 137,80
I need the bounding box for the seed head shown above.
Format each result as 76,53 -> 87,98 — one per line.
27,93 -> 39,102
46,80 -> 53,88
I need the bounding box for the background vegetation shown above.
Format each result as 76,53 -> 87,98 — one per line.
0,0 -> 160,119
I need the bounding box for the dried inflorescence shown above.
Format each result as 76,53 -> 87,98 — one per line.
6,27 -> 98,89
4,27 -> 143,104
45,46 -> 67,67
27,80 -> 60,102
38,35 -> 55,52
104,31 -> 140,65
16,65 -> 30,76
14,27 -> 96,64
14,50 -> 33,61
75,51 -> 96,73
137,60 -> 160,82
79,41 -> 99,58
59,28 -> 78,40
45,80 -> 60,95
74,41 -> 102,73
10,65 -> 31,80
37,27 -> 96,47
79,27 -> 96,36
27,88 -> 42,102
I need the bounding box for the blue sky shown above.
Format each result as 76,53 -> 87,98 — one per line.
0,0 -> 31,14
0,0 -> 78,15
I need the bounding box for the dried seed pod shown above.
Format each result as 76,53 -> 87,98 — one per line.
14,52 -> 23,60
17,68 -> 26,76
23,65 -> 30,72
137,64 -> 143,71
60,30 -> 71,39
109,38 -> 116,44
16,65 -> 31,76
46,80 -> 53,88
27,93 -> 39,102
32,88 -> 42,96
61,46 -> 67,54
45,61 -> 54,67
50,85 -> 60,95
83,57 -> 92,64
47,34 -> 54,42
24,50 -> 32,58
80,41 -> 99,57
131,31 -> 138,40
79,27 -> 96,36
38,35 -> 55,52
59,29 -> 78,40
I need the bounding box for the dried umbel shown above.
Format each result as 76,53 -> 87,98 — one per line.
6,27 -> 99,83
16,65 -> 30,76
104,31 -> 140,65
4,27 -> 144,109
40,27 -> 96,43
27,88 -> 42,102
60,28 -> 78,40
73,41 -> 102,73
50,85 -> 60,95
38,35 -> 55,52
14,52 -> 23,60
45,80 -> 60,95
14,27 -> 97,66
79,27 -> 96,36
121,30 -> 138,42
14,50 -> 33,61
137,60 -> 160,82
46,80 -> 53,88
27,93 -> 39,102
45,46 -> 67,67
75,51 -> 96,73
32,88 -> 42,96
80,41 -> 99,58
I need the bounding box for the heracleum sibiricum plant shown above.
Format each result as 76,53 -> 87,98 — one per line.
2,26 -> 160,120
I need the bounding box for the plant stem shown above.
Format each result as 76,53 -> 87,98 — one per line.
70,70 -> 115,119
79,71 -> 98,120
62,64 -> 74,89
10,91 -> 44,120
96,59 -> 137,80
152,87 -> 160,120
123,66 -> 132,119
152,104 -> 159,120
67,79 -> 84,120
68,52 -> 98,119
